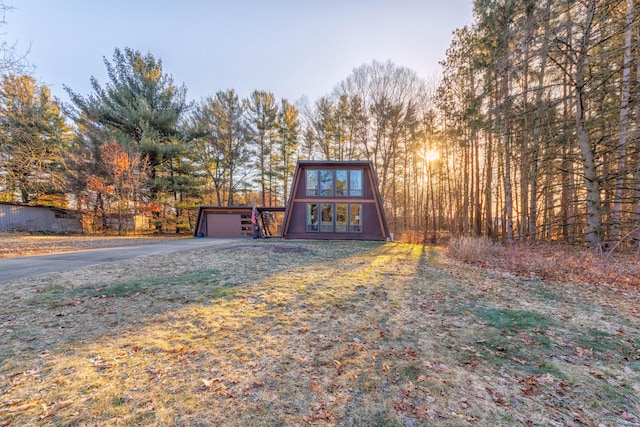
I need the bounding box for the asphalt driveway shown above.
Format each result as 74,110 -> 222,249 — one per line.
0,238 -> 234,282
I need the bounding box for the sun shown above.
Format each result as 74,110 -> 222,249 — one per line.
424,150 -> 440,162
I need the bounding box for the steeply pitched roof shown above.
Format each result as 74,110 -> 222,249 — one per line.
281,160 -> 390,240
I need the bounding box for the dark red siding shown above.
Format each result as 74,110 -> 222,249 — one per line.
282,161 -> 389,241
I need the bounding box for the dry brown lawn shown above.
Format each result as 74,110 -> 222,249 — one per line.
1,238 -> 639,426
0,233 -> 188,258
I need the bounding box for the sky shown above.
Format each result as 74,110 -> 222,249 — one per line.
4,0 -> 475,106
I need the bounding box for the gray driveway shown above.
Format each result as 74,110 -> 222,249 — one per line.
0,238 -> 234,282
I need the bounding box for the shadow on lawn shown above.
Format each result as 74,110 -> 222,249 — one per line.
1,241 -> 639,426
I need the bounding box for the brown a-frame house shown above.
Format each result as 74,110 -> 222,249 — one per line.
281,160 -> 390,241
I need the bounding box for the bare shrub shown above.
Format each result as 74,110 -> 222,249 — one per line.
395,230 -> 424,244
448,238 -> 640,288
448,236 -> 500,264
395,230 -> 451,244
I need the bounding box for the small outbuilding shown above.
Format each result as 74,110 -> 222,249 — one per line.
0,202 -> 82,233
281,160 -> 390,241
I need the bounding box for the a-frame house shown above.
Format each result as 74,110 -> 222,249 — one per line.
281,160 -> 390,241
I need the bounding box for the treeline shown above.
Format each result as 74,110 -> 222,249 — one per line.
436,0 -> 640,248
0,48 -> 302,233
1,0 -> 639,248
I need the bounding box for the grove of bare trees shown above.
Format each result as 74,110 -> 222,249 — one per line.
434,0 -> 640,248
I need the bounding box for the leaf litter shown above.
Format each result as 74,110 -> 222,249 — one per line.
0,239 -> 639,426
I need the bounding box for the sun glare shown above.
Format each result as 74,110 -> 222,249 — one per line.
424,150 -> 440,162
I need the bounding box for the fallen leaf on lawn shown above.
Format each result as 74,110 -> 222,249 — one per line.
576,347 -> 593,358
413,403 -> 428,420
202,377 -> 221,388
510,356 -> 528,365
42,400 -> 73,419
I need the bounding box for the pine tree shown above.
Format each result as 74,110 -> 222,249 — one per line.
0,74 -> 71,204
246,90 -> 278,205
66,47 -> 194,231
67,48 -> 190,192
277,99 -> 300,205
190,90 -> 251,206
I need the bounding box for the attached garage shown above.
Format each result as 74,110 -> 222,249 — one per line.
205,212 -> 251,238
193,206 -> 285,238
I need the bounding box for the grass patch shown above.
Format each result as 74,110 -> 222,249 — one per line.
73,268 -> 226,299
209,284 -> 238,300
574,328 -> 635,362
401,363 -> 422,381
473,307 -> 557,332
470,308 -> 562,373
535,360 -> 566,378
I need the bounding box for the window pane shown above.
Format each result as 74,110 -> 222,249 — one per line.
306,170 -> 318,196
336,204 -> 347,232
306,203 -> 318,232
336,170 -> 348,196
350,204 -> 362,232
320,170 -> 333,196
321,203 -> 333,232
350,170 -> 362,196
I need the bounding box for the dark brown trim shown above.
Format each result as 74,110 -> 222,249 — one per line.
366,166 -> 390,239
282,161 -> 302,237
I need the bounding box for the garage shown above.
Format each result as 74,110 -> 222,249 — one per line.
205,213 -> 250,238
194,206 -> 285,238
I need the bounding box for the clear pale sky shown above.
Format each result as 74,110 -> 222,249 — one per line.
5,1 -> 474,105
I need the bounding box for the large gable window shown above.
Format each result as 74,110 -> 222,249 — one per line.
321,203 -> 333,232
306,168 -> 364,198
336,170 -> 348,196
306,203 -> 362,234
336,203 -> 347,232
350,204 -> 362,232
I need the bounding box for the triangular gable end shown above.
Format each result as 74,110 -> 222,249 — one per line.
282,160 -> 390,241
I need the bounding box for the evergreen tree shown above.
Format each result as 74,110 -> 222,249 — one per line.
0,74 -> 71,204
277,99 -> 300,205
190,90 -> 251,206
66,47 -> 195,230
246,90 -> 278,205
